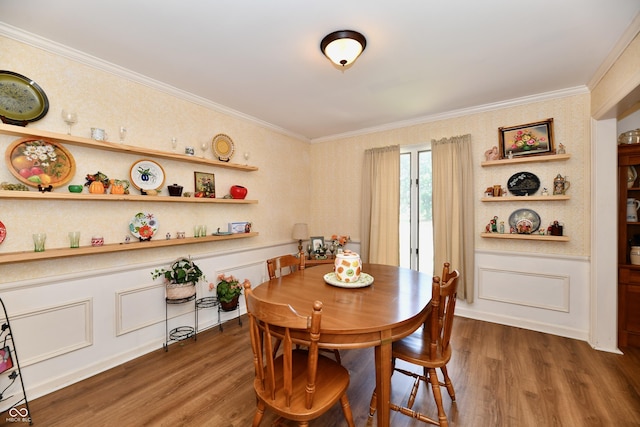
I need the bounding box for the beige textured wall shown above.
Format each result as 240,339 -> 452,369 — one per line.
591,32 -> 640,119
312,93 -> 591,257
0,36 -> 310,283
0,35 -> 592,286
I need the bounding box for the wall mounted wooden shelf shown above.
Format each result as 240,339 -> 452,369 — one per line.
0,191 -> 257,204
0,123 -> 258,172
481,195 -> 570,202
0,232 -> 259,265
481,153 -> 570,167
480,232 -> 569,242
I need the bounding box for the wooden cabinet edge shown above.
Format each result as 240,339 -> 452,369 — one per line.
0,232 -> 259,264
480,232 -> 569,241
0,123 -> 257,172
481,153 -> 571,167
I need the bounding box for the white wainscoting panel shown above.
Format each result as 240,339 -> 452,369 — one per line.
10,299 -> 93,366
456,250 -> 590,341
116,284 -> 165,336
478,268 -> 569,312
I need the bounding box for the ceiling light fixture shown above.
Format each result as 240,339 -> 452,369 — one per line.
320,30 -> 367,68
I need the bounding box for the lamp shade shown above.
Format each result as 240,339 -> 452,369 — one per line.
320,30 -> 367,67
292,223 -> 309,241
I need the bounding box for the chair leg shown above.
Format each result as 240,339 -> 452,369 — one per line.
340,393 -> 356,427
333,349 -> 342,365
440,365 -> 456,401
253,400 -> 266,427
427,367 -> 448,427
368,388 -> 377,418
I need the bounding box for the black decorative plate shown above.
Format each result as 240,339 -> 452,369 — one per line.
507,171 -> 540,196
508,208 -> 541,234
0,71 -> 49,126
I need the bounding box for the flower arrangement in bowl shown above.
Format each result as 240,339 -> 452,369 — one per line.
211,274 -> 250,310
151,256 -> 206,300
330,234 -> 351,254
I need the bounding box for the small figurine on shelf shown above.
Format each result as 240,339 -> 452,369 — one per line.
486,216 -> 498,233
484,146 -> 500,161
499,221 -> 505,234
541,187 -> 549,196
557,143 -> 566,154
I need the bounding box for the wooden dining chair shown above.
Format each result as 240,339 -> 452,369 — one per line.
267,253 -> 305,279
244,282 -> 356,427
267,253 -> 341,363
368,263 -> 460,426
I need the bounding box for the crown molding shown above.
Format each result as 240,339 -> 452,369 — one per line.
588,12 -> 640,90
311,86 -> 589,143
0,23 -> 310,143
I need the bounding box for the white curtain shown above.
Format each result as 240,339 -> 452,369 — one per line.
432,135 -> 475,302
360,145 -> 400,265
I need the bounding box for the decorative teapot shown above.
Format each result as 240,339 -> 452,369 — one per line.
553,174 -> 570,195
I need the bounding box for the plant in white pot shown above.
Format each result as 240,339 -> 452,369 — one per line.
151,256 -> 206,300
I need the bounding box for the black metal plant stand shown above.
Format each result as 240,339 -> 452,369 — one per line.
0,298 -> 32,425
164,295 -> 197,351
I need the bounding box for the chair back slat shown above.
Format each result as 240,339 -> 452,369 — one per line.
244,282 -> 321,411
434,268 -> 460,354
267,254 -> 306,279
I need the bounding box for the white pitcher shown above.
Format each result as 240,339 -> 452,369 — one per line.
627,198 -> 640,222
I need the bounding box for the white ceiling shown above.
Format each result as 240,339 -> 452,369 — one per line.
1,1 -> 639,141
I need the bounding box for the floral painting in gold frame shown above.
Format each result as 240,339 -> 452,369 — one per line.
194,171 -> 215,198
498,118 -> 554,159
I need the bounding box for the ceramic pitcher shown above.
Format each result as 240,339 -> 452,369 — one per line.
627,198 -> 640,222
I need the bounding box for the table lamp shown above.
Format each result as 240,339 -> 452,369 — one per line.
291,223 -> 309,254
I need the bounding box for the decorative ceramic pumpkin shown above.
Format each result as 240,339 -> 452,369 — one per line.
89,180 -> 105,194
110,183 -> 125,194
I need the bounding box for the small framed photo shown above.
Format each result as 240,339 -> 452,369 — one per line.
310,236 -> 325,251
228,222 -> 252,234
498,118 -> 554,159
194,172 -> 215,197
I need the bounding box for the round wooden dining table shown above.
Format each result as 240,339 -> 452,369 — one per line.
252,263 -> 433,427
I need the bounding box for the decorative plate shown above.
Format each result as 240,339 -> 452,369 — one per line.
129,159 -> 165,191
212,134 -> 235,161
507,171 -> 540,196
129,212 -> 158,240
508,208 -> 541,234
0,221 -> 6,244
5,137 -> 76,188
629,166 -> 637,188
323,272 -> 374,288
0,70 -> 49,126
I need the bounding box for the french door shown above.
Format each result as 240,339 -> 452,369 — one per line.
399,144 -> 433,274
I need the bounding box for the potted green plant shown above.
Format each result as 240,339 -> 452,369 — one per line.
214,274 -> 249,311
151,256 -> 206,300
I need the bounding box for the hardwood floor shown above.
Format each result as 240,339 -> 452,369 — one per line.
10,316 -> 640,426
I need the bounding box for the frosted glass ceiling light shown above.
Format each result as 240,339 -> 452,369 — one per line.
320,30 -> 367,68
